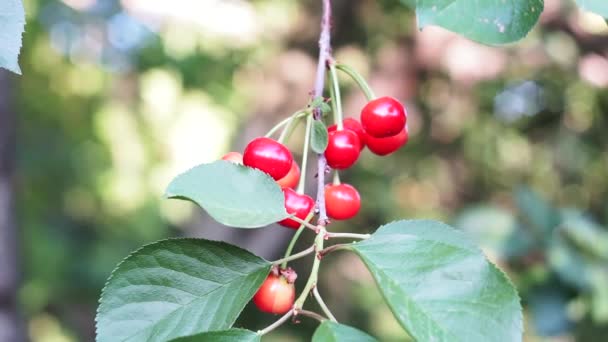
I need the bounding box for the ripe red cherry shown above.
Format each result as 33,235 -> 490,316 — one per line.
278,188 -> 315,229
221,151 -> 243,163
276,161 -> 300,189
328,118 -> 366,150
324,130 -> 361,170
360,96 -> 407,138
253,273 -> 295,314
243,137 -> 293,180
325,183 -> 361,220
365,126 -> 409,156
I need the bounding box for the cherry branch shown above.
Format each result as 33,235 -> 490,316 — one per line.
312,0 -> 332,226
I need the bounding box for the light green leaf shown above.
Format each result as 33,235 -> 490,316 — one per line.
96,239 -> 271,342
169,329 -> 260,342
416,0 -> 543,45
311,120 -> 329,153
0,0 -> 25,74
166,160 -> 288,228
576,0 -> 608,18
312,321 -> 377,342
349,220 -> 523,342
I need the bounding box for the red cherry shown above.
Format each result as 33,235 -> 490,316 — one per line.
278,188 -> 315,229
276,161 -> 300,189
243,137 -> 293,180
221,151 -> 243,164
253,273 -> 295,314
365,126 -> 409,156
325,183 -> 361,220
328,118 -> 366,150
360,96 -> 407,138
324,130 -> 361,170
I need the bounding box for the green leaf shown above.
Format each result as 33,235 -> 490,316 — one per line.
415,0 -> 543,45
514,187 -> 560,238
312,321 -> 377,342
559,210 -> 608,261
169,329 -> 260,342
96,238 -> 271,342
165,160 -> 288,228
576,0 -> 608,18
0,0 -> 25,74
311,120 -> 329,153
454,206 -> 535,259
349,220 -> 523,342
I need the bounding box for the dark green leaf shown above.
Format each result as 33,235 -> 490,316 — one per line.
416,0 -> 543,45
312,321 -> 377,342
454,206 -> 535,259
96,239 -> 271,342
169,329 -> 260,342
165,161 -> 288,228
0,0 -> 25,74
311,120 -> 329,153
515,187 -> 560,238
349,220 -> 523,342
576,0 -> 608,18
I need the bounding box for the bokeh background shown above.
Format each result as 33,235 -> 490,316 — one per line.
1,0 -> 608,341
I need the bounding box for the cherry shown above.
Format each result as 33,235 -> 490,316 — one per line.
278,188 -> 315,229
325,183 -> 361,220
276,161 -> 300,189
365,126 -> 409,156
253,273 -> 295,314
360,96 -> 407,138
328,118 -> 366,150
324,130 -> 361,170
243,137 -> 293,180
221,151 -> 243,163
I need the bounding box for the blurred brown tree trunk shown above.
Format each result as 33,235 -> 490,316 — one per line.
0,70 -> 26,342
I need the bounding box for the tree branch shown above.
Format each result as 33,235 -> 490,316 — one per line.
313,0 -> 333,226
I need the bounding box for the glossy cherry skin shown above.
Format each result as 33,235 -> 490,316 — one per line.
325,183 -> 361,220
221,151 -> 243,163
365,126 -> 409,156
324,130 -> 361,170
253,273 -> 295,314
328,118 -> 366,150
243,137 -> 293,180
276,161 -> 300,189
360,96 -> 407,138
278,188 -> 315,229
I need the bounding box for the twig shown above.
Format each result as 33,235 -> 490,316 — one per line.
257,310 -> 294,336
297,309 -> 327,322
312,0 -> 333,226
272,245 -> 315,266
326,232 -> 370,240
313,287 -> 337,322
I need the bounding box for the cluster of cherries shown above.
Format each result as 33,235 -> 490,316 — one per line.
221,96 -> 408,315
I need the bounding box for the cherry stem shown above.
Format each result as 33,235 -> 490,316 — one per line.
274,245 -> 315,267
278,110 -> 308,144
297,114 -> 313,194
313,287 -> 338,322
257,310 -> 294,336
290,215 -> 320,232
328,63 -> 344,131
318,243 -> 350,257
332,170 -> 341,185
326,232 -> 370,240
298,309 -> 327,322
312,0 -> 332,226
281,212 -> 315,269
294,227 -> 326,309
335,63 -> 376,101
266,110 -> 307,140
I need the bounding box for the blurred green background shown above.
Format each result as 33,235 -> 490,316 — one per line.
1,0 -> 608,341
